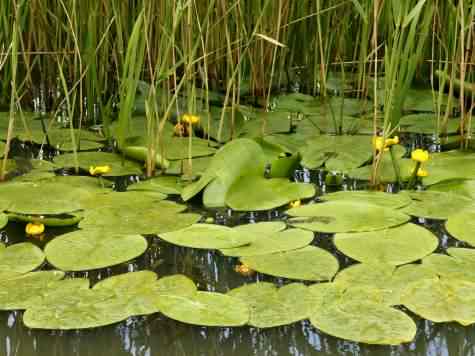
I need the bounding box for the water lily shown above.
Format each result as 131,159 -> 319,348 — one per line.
89,165 -> 111,176
25,222 -> 45,236
411,149 -> 429,163
415,167 -> 429,177
372,136 -> 399,152
182,114 -> 200,125
234,263 -> 255,276
289,200 -> 301,208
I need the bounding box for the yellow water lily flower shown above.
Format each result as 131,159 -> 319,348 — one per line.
89,165 -> 112,176
289,200 -> 301,208
181,113 -> 200,125
411,149 -> 429,163
415,167 -> 429,177
385,136 -> 399,146
234,263 -> 255,277
372,136 -> 399,152
25,222 -> 45,236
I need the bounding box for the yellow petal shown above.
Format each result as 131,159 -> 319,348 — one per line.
411,149 -> 429,163
89,165 -> 112,176
26,222 -> 45,236
182,114 -> 200,125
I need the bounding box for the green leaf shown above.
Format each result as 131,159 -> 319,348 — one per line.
446,210 -> 475,246
320,191 -> 412,209
0,242 -> 45,275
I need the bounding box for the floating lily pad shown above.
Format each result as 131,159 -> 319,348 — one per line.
45,230 -> 148,271
321,191 -> 412,209
348,155 -> 414,183
0,181 -> 87,215
159,224 -> 254,250
0,242 -> 45,275
228,282 -> 314,328
399,114 -> 460,135
54,151 -> 143,176
0,214 -> 7,229
422,248 -> 475,283
334,262 -> 436,306
156,283 -> 249,327
7,211 -> 83,227
127,176 -> 184,195
287,201 -> 409,233
429,179 -> 475,200
226,176 -> 315,211
334,223 -> 438,265
240,246 -> 339,281
401,277 -> 475,326
221,227 -> 313,257
79,200 -> 201,235
155,274 -> 198,296
402,191 -> 474,220
423,153 -> 475,185
446,209 -> 475,246
0,271 -> 65,310
79,191 -> 166,210
310,299 -> 416,345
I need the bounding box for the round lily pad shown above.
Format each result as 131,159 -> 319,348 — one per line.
157,291 -> 249,327
429,179 -> 475,200
159,224 -> 254,250
226,176 -> 315,211
310,299 -> 416,345
401,277 -> 475,326
446,209 -> 475,246
228,282 -> 314,328
334,223 -> 438,265
287,201 -> 410,233
402,191 -> 474,220
240,246 -> 339,281
422,248 -> 475,283
0,213 -> 7,229
232,221 -> 286,235
220,228 -> 314,257
321,191 -> 412,209
0,271 -> 65,310
79,191 -> 167,210
127,176 -> 184,195
7,211 -> 83,227
0,242 -> 45,275
45,230 -> 148,271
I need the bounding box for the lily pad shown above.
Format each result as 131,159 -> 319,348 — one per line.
7,211 -> 83,227
220,227 -> 313,257
0,213 -> 7,229
423,152 -> 475,185
429,179 -> 475,200
228,282 -> 314,328
0,271 -> 65,310
309,299 -> 416,345
226,176 -> 315,211
79,191 -> 167,210
45,230 -> 148,271
159,224 -> 254,250
0,181 -> 87,215
446,209 -> 475,246
127,176 -> 184,195
401,277 -> 475,326
287,201 -> 410,233
422,248 -> 475,283
79,200 -> 201,235
399,114 -> 460,135
334,223 -> 438,265
53,151 -> 143,176
320,191 -> 412,209
402,191 -> 474,220
240,246 -> 339,281
0,242 -> 45,275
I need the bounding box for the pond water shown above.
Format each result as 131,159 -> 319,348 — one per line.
1,190 -> 474,356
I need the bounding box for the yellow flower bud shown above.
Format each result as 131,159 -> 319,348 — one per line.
385,136 -> 399,146
416,168 -> 429,177
289,200 -> 301,208
25,222 -> 45,236
411,149 -> 429,163
89,165 -> 112,176
182,114 -> 200,125
372,136 -> 385,152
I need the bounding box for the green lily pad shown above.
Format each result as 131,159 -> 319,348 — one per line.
127,176 -> 184,195
0,213 -> 7,229
0,242 -> 45,275
240,246 -> 339,281
402,191 -> 474,220
220,227 -> 313,257
287,201 -> 410,233
309,299 -> 416,345
422,248 -> 475,283
334,262 -> 436,306
348,155 -> 414,183
155,274 -> 198,296
226,176 -> 315,211
228,282 -> 314,328
321,191 -> 412,209
423,152 -> 475,185
79,191 -> 166,210
401,277 -> 475,326
334,223 -> 438,265
446,209 -> 475,246
0,181 -> 88,215
429,179 -> 475,200
7,211 -> 83,227
79,200 -> 201,235
399,114 -> 460,135
54,151 -> 143,176
45,230 -> 148,271
182,138 -> 266,207
166,156 -> 212,176
0,271 -> 65,310
159,224 -> 254,250
156,280 -> 249,327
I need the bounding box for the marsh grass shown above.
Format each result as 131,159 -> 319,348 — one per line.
0,0 -> 473,181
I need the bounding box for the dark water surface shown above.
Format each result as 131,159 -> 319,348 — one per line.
0,204 -> 474,356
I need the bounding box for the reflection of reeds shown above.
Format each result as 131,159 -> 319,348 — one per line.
0,0 -> 473,180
